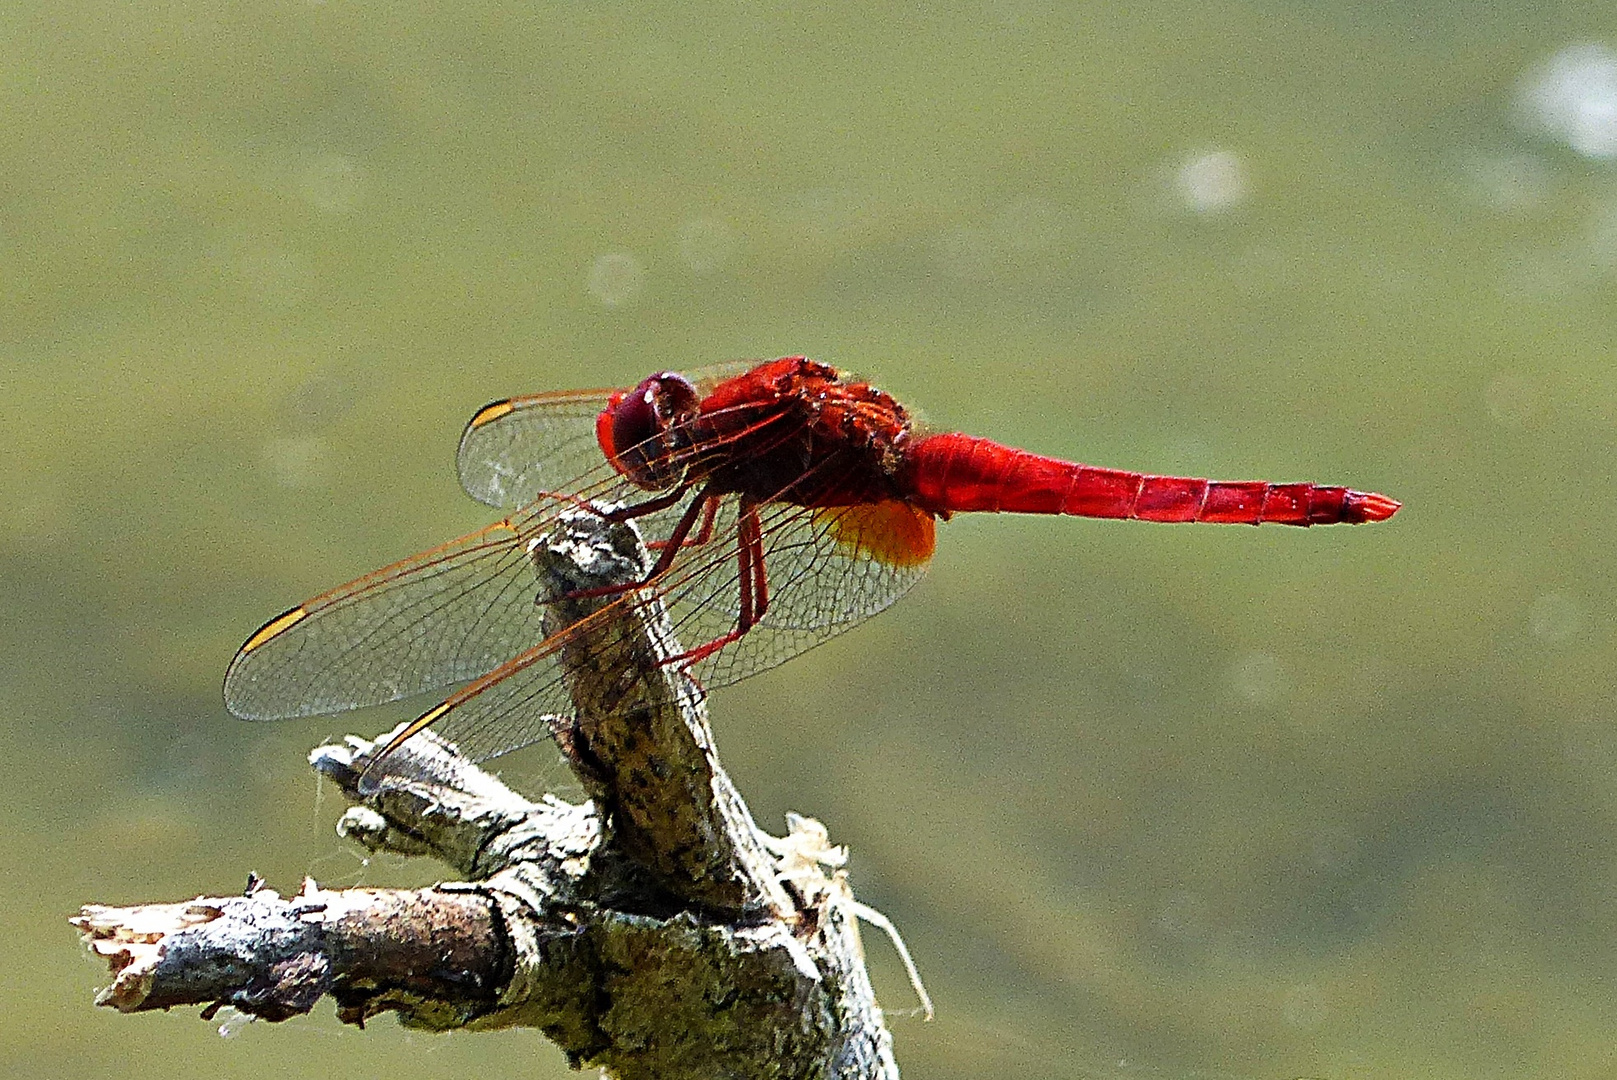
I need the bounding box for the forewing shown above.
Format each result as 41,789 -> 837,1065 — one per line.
224,521 -> 551,720
457,388 -> 618,509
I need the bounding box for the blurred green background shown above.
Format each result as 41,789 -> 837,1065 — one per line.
8,1 -> 1617,1077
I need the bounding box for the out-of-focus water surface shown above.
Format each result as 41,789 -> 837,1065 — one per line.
10,3 -> 1617,1077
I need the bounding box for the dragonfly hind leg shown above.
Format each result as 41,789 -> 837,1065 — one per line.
665,498 -> 769,670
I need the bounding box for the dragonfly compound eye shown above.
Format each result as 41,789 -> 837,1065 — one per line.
602,371 -> 700,489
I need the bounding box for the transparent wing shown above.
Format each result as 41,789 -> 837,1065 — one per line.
223,489 -> 685,769
578,435 -> 935,695
217,469 -> 680,723
457,388 -> 619,510
223,520 -> 556,720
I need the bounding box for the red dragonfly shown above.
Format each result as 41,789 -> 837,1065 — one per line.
225,357 -> 1399,764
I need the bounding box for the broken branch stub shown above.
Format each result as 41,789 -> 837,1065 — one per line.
527,509 -> 793,918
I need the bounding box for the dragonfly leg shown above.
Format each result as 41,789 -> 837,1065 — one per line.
648,494 -> 720,553
603,484 -> 690,523
563,485 -> 717,602
747,502 -> 769,616
666,499 -> 769,669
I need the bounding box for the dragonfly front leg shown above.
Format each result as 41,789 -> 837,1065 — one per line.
563,484 -> 718,601
603,484 -> 691,523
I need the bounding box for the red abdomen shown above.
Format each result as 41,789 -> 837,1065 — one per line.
903,433 -> 1400,526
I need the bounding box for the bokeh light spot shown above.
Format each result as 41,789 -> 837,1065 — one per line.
297,153 -> 364,214
1175,149 -> 1250,214
1229,650 -> 1288,705
1457,152 -> 1553,213
1516,43 -> 1617,159
1282,983 -> 1328,1029
261,435 -> 334,489
587,251 -> 646,307
1528,592 -> 1584,642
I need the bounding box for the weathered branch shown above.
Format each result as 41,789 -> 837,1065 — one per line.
73,510 -> 904,1079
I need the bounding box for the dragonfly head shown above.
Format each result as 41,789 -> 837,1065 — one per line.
598,371 -> 701,490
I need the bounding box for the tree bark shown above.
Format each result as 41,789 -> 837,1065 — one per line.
73,509 -> 902,1079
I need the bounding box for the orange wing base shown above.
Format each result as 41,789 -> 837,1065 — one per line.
819,501 -> 937,569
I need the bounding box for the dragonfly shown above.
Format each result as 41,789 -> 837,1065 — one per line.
225,357 -> 1400,766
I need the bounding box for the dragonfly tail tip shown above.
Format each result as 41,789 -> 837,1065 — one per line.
1345,490 -> 1401,523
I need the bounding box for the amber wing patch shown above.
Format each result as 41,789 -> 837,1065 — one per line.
817,500 -> 936,568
